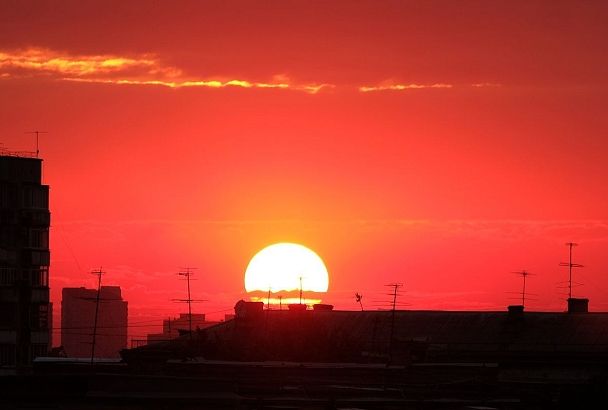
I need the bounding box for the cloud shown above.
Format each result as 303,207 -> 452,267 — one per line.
358,82 -> 502,92
0,47 -> 332,93
359,83 -> 454,92
1,48 -> 501,95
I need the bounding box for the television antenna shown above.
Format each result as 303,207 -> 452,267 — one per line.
559,242 -> 583,299
511,270 -> 534,307
25,130 -> 48,157
172,267 -> 206,339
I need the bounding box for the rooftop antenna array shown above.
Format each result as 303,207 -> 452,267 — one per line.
559,242 -> 584,300
90,267 -> 105,365
25,130 -> 48,158
172,267 -> 206,339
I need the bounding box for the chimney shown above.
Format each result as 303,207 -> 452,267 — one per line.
288,304 -> 307,312
567,298 -> 589,313
507,305 -> 524,317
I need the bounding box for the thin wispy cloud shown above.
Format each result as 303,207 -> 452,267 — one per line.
359,82 -> 501,92
359,83 -> 454,92
0,48 -> 332,93
0,47 -> 501,94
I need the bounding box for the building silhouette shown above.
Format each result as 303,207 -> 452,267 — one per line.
61,286 -> 127,358
0,154 -> 51,366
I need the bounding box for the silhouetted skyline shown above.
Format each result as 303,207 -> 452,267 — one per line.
1,1 -> 607,343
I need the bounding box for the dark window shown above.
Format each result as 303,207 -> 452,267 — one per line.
0,344 -> 16,365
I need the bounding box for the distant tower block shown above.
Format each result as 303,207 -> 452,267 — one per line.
61,286 -> 128,358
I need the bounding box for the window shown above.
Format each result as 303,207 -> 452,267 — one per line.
31,304 -> 49,330
22,186 -> 48,209
0,344 -> 16,365
28,229 -> 49,249
30,267 -> 49,287
0,267 -> 17,286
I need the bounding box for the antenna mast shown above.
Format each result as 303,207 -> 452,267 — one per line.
180,268 -> 194,338
512,270 -> 533,307
173,267 -> 206,340
299,276 -> 303,305
560,242 -> 583,299
90,267 -> 105,365
25,130 -> 48,158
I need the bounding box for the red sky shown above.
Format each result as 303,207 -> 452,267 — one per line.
1,1 -> 608,344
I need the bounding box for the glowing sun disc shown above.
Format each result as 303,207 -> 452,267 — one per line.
244,243 -> 329,293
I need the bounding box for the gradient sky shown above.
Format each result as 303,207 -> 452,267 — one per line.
1,1 -> 608,344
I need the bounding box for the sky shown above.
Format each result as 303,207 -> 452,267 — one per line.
1,1 -> 608,345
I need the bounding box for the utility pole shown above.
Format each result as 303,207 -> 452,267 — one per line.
385,282 -> 403,364
90,267 -> 105,365
560,242 -> 583,300
25,130 -> 48,158
278,295 -> 283,310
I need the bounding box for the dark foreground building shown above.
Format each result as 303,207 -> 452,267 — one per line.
0,154 -> 51,367
3,304 -> 606,409
61,286 -> 127,358
117,305 -> 608,408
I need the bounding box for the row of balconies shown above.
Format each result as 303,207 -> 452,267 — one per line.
0,183 -> 49,210
0,249 -> 50,268
0,302 -> 50,331
0,227 -> 49,249
0,209 -> 51,227
0,267 -> 50,288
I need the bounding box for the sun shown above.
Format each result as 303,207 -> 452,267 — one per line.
244,243 -> 329,297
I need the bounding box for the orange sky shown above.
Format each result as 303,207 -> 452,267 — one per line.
1,1 -> 608,344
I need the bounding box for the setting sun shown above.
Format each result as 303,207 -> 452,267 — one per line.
244,243 -> 329,298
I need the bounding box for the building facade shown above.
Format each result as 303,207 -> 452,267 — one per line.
61,286 -> 128,358
0,154 -> 51,366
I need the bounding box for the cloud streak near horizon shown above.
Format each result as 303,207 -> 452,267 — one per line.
0,48 -> 332,93
1,48 -> 499,94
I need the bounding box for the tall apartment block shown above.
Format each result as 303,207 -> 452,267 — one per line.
62,286 -> 128,358
0,154 -> 51,367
